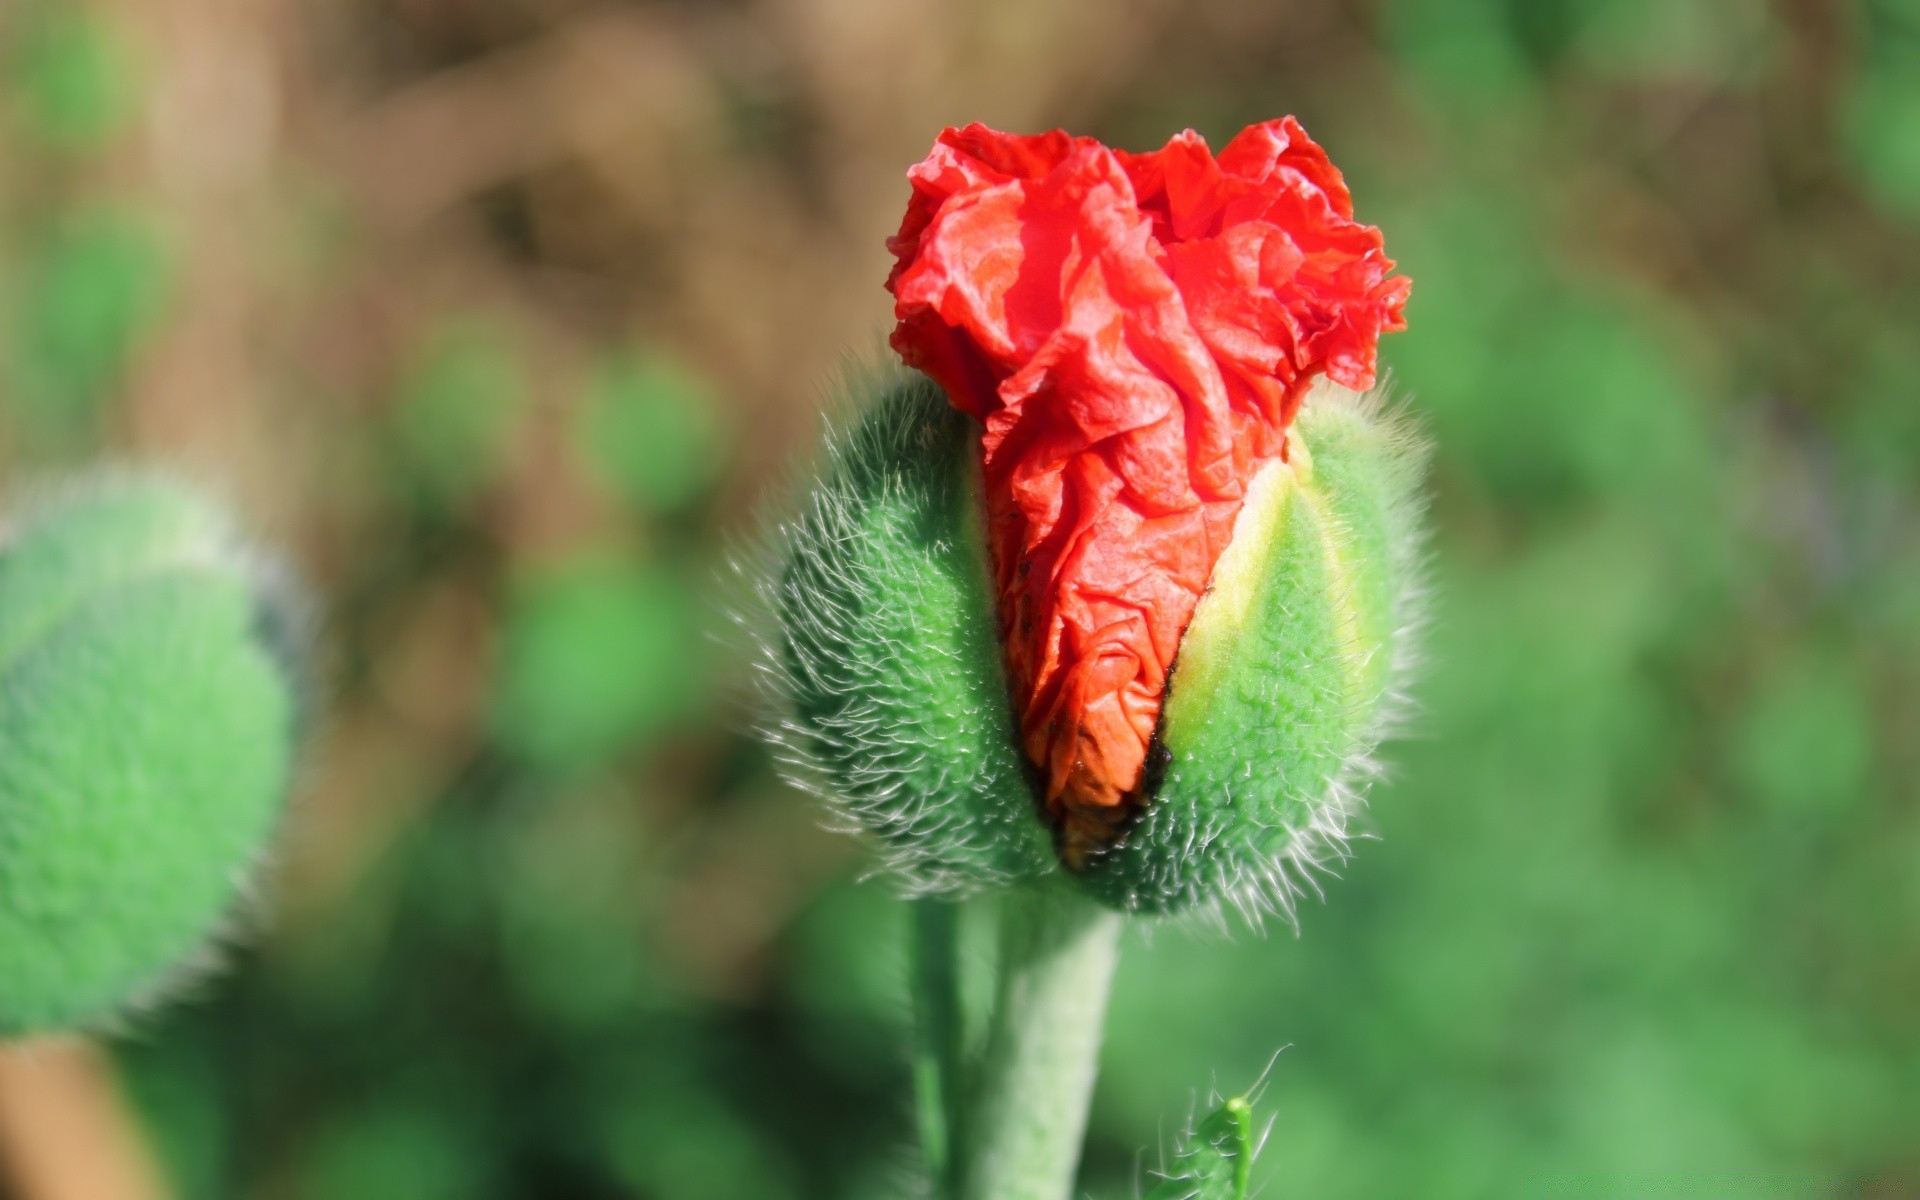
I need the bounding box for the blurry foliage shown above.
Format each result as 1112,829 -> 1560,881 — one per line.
0,0 -> 1916,1198
4,208 -> 167,446
491,552 -> 707,774
574,355 -> 727,518
8,3 -> 133,148
389,318 -> 530,509
1845,0 -> 1920,215
296,1103 -> 491,1200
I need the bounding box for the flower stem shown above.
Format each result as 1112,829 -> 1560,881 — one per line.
958,882 -> 1124,1200
910,897 -> 966,1198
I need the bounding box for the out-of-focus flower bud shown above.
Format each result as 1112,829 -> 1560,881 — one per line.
760,117 -> 1426,919
0,475 -> 309,1035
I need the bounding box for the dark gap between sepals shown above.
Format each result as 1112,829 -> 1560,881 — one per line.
1054,701 -> 1176,873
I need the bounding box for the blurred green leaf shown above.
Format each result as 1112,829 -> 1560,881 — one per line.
1569,0 -> 1772,83
597,1082 -> 802,1200
392,319 -> 529,507
121,1038 -> 230,1200
5,208 -> 167,441
490,552 -> 704,772
574,353 -> 726,516
1838,322 -> 1920,487
785,879 -> 913,1085
297,1102 -> 493,1200
492,794 -> 661,1027
1382,0 -> 1532,110
1843,25 -> 1920,218
1729,649 -> 1872,822
8,6 -> 135,148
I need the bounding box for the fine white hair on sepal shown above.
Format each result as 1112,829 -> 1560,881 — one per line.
731,357 -> 1054,897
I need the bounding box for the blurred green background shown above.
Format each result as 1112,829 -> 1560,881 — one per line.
1,0 -> 1916,1196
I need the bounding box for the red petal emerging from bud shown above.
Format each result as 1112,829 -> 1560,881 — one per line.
886,118 -> 1408,853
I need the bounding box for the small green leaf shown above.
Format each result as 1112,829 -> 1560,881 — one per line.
1144,1095 -> 1256,1200
1844,55 -> 1920,218
297,1101 -> 491,1200
9,6 -> 136,148
7,209 -> 168,440
391,318 -> 529,507
574,353 -> 725,515
490,552 -> 702,772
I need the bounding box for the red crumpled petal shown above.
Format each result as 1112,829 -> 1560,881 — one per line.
887,117 -> 1408,856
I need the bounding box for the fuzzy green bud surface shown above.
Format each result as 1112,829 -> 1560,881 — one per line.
0,475 -> 306,1035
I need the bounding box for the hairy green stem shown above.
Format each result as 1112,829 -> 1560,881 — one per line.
959,882 -> 1124,1200
910,897 -> 966,1198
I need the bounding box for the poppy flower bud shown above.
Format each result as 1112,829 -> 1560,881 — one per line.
0,475 -> 308,1035
763,117 -> 1423,917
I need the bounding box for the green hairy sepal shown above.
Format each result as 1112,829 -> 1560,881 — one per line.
760,367 -> 1426,916
0,475 -> 307,1036
756,367 -> 1054,894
